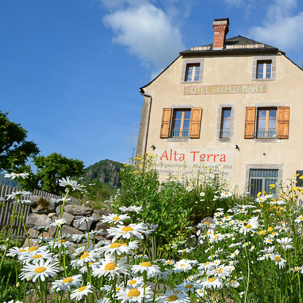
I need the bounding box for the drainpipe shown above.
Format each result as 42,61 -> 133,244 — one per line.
143,94 -> 152,156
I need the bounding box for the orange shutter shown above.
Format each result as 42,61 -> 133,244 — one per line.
189,108 -> 202,138
277,106 -> 290,139
160,108 -> 172,138
244,107 -> 256,139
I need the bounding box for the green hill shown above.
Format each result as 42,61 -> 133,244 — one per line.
0,173 -> 17,187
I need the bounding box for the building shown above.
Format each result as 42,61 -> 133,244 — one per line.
136,18 -> 303,196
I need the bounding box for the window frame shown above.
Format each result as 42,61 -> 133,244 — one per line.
252,56 -> 276,81
256,107 -> 277,139
215,104 -> 235,143
171,109 -> 191,138
181,59 -> 204,83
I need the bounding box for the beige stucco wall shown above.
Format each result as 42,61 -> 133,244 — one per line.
137,52 -> 303,193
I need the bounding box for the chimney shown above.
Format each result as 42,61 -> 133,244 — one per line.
212,18 -> 229,50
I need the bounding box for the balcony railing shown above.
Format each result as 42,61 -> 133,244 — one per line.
171,129 -> 189,138
257,130 -> 276,138
220,129 -> 230,138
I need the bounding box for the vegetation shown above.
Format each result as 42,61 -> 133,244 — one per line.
0,111 -> 39,172
0,155 -> 303,302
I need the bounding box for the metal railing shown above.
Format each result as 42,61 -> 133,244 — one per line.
220,129 -> 230,138
171,129 -> 189,138
257,130 -> 276,138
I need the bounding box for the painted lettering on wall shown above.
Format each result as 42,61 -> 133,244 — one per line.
184,84 -> 267,95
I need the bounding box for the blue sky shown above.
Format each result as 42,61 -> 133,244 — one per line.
1,0 -> 303,168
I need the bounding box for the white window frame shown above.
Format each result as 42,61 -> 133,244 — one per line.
181,59 -> 204,83
252,56 -> 276,81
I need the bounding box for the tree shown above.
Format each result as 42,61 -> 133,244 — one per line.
0,111 -> 39,172
22,152 -> 84,195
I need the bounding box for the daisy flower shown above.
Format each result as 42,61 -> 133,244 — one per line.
52,219 -> 67,227
271,254 -> 286,269
174,260 -> 192,272
295,215 -> 303,224
107,223 -> 148,242
19,259 -> 59,282
71,251 -> 97,268
5,172 -> 29,179
101,213 -> 130,224
201,277 -> 223,289
116,286 -> 153,303
157,290 -> 190,302
175,281 -> 199,293
70,283 -> 93,300
92,256 -> 129,278
131,262 -> 161,277
100,242 -> 133,256
6,191 -> 31,200
59,177 -> 84,191
19,250 -> 55,264
126,276 -> 144,287
51,274 -> 82,292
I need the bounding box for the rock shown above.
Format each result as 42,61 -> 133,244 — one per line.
38,232 -> 50,239
30,196 -> 56,214
62,212 -> 74,225
92,210 -> 111,220
63,205 -> 93,216
48,213 -> 57,218
73,218 -> 93,231
25,214 -> 52,228
48,226 -> 57,238
28,228 -> 39,238
94,222 -> 109,234
61,225 -> 83,242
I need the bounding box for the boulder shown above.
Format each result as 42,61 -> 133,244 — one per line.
48,226 -> 57,238
92,209 -> 111,220
61,225 -> 83,242
62,212 -> 74,225
93,222 -> 109,234
63,205 -> 93,216
38,232 -> 50,239
30,196 -> 56,214
25,214 -> 51,228
48,213 -> 57,218
28,228 -> 39,238
73,217 -> 93,231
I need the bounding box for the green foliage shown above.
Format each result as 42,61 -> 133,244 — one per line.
0,111 -> 39,172
113,155 -> 236,258
21,152 -> 84,195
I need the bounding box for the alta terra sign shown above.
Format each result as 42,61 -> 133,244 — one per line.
155,148 -> 235,178
184,83 -> 267,95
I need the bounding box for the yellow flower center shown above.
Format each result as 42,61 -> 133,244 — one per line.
20,249 -> 26,252
128,280 -> 136,285
80,253 -> 89,259
58,239 -> 66,243
84,251 -> 89,254
104,263 -> 116,270
122,226 -> 134,232
28,246 -> 38,252
116,287 -> 121,291
268,227 -> 273,232
167,261 -> 172,264
185,284 -> 194,289
275,256 -> 281,262
180,264 -> 185,267
246,224 -> 252,229
128,288 -> 140,297
89,262 -> 94,265
140,262 -> 152,267
167,295 -> 178,301
113,216 -> 120,221
63,277 -> 73,283
32,254 -> 42,259
204,222 -> 210,226
217,268 -> 223,273
34,267 -> 46,273
208,278 -> 216,282
295,267 -> 300,271
121,243 -> 127,246
78,286 -> 87,292
110,243 -> 121,248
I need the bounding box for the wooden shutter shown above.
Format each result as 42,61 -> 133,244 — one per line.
277,106 -> 290,139
244,107 -> 256,139
189,108 -> 202,138
160,108 -> 172,138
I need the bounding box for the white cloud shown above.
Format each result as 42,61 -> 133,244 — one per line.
249,0 -> 303,51
101,1 -> 185,70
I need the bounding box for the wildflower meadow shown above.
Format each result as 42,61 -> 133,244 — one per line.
1,154 -> 303,303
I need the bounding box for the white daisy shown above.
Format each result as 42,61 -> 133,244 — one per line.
101,213 -> 130,224
70,283 -> 93,300
107,223 -> 148,242
126,276 -> 144,287
100,242 -> 133,256
51,274 -> 82,292
116,286 -> 152,303
157,290 -> 190,302
92,256 -> 129,278
19,259 -> 59,282
59,177 -> 84,191
131,262 -> 161,277
201,277 -> 223,289
5,172 -> 29,179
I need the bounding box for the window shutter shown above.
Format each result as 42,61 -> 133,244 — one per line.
277,106 -> 290,139
160,108 -> 172,138
244,107 -> 256,139
189,108 -> 202,138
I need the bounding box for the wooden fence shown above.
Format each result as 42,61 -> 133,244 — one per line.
0,184 -> 62,237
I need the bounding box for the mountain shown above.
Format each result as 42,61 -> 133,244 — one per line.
81,159 -> 124,188
0,173 -> 17,187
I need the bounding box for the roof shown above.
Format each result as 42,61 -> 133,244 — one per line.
180,35 -> 281,56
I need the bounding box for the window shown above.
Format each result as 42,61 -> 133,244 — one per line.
220,108 -> 231,138
252,56 -> 276,81
185,64 -> 200,82
256,108 -> 277,138
181,59 -> 204,83
257,61 -> 271,79
160,107 -> 202,139
249,169 -> 278,197
171,109 -> 191,137
244,106 -> 289,140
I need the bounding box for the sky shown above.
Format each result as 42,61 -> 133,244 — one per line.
1,0 -> 303,168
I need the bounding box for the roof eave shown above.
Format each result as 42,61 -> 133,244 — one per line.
180,48 -> 282,56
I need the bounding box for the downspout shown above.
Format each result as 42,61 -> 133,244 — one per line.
143,94 -> 152,156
